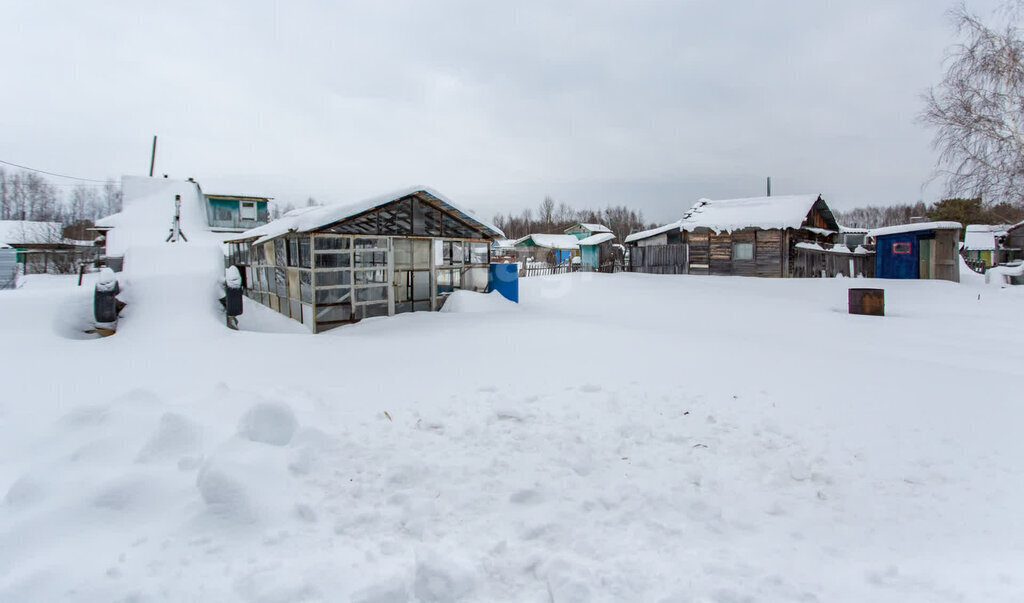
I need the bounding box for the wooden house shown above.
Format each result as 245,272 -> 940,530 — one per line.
226,187 -> 504,332
625,194 -> 839,276
867,221 -> 961,282
204,194 -> 270,232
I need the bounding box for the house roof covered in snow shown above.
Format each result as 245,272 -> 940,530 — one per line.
624,220 -> 682,243
866,221 -> 962,239
576,232 -> 616,246
0,221 -> 65,246
679,194 -> 834,233
514,233 -> 581,250
231,186 -> 504,244
565,222 -> 612,235
963,224 -> 1009,251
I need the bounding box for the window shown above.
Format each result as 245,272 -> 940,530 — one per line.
732,242 -> 753,261
467,242 -> 489,264
442,241 -> 463,265
240,201 -> 257,221
892,242 -> 912,255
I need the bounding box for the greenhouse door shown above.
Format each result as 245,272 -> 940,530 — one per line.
393,238 -> 432,313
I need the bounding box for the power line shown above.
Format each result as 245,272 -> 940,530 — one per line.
0,158 -> 116,184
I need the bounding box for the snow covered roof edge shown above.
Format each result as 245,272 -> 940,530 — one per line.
230,186 -> 505,244
577,232 -> 616,246
866,221 -> 962,239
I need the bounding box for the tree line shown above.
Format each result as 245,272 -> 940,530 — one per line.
0,167 -> 122,239
492,196 -> 653,242
835,198 -> 1024,230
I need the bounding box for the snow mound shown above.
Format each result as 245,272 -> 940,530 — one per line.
412,552 -> 477,602
440,290 -> 517,313
135,412 -> 203,464
196,459 -> 256,521
237,402 -> 299,446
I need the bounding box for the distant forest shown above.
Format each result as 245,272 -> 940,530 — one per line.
834,198 -> 1024,230
0,167 -> 122,240
492,197 -> 653,242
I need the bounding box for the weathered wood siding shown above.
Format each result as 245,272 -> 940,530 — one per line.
686,231 -> 710,274
709,232 -> 732,276
629,243 -> 687,274
756,230 -> 784,277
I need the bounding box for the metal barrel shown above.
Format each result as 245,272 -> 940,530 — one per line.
848,288 -> 884,316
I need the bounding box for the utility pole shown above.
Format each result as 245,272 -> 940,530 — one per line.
149,136 -> 158,177
766,176 -> 772,197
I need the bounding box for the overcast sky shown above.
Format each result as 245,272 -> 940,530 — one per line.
0,0 -> 1006,224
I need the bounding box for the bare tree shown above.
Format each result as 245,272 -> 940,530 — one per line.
922,2 -> 1024,206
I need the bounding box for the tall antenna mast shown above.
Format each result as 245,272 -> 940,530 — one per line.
149,136 -> 158,177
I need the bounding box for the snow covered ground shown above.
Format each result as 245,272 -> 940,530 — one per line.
1,269 -> 1023,602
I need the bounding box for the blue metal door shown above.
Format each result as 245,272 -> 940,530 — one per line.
876,234 -> 919,279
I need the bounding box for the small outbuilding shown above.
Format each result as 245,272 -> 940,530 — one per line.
576,232 -> 616,271
867,221 -> 962,282
226,187 -> 504,332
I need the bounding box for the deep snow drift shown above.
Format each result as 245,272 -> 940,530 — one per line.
1,271 -> 1023,601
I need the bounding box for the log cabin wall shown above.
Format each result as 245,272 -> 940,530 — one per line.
756,229 -> 784,277
709,231 -> 733,275
685,231 -> 710,274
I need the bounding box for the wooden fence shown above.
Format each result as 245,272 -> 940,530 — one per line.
792,246 -> 875,278
520,263 -> 580,278
628,243 -> 688,274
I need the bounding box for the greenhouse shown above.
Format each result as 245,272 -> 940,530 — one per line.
226,187 -> 503,332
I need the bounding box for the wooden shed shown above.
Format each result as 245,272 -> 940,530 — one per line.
576,232 -> 616,271
867,222 -> 962,282
625,194 -> 838,277
226,187 -> 504,332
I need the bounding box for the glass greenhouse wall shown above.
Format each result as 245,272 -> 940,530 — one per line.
229,233 -> 490,332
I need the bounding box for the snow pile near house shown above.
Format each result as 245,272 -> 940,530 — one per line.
439,290 -> 518,313
2,272 -> 1024,601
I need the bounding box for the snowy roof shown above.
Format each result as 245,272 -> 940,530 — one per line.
0,221 -> 64,245
0,242 -> 11,249
577,232 -> 616,246
566,222 -> 612,234
624,220 -> 682,243
231,186 -> 504,244
680,194 -> 829,233
838,225 -> 870,234
866,221 -> 962,239
515,234 -> 581,250
492,238 -> 517,248
963,225 -> 1004,251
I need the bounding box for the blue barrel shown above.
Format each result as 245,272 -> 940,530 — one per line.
488,263 -> 519,303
